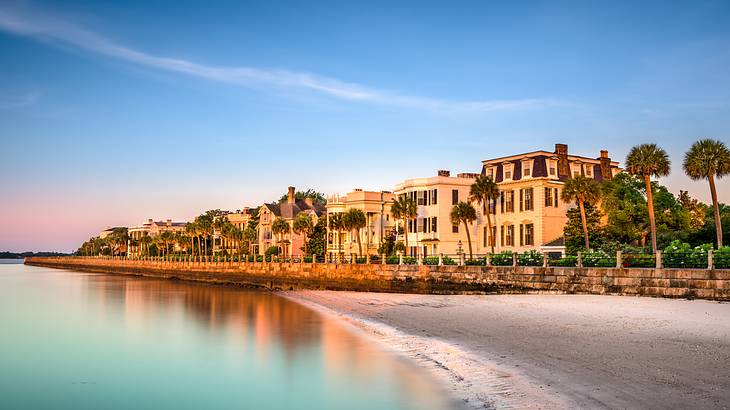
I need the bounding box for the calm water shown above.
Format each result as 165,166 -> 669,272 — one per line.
0,263 -> 459,410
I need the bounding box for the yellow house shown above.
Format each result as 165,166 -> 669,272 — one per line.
326,189 -> 395,258
480,143 -> 621,255
393,170 -> 479,258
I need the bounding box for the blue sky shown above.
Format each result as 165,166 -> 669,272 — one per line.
1,0 -> 729,251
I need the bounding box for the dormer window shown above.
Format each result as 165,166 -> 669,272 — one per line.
586,166 -> 592,177
487,167 -> 494,180
524,167 -> 531,177
504,164 -> 512,180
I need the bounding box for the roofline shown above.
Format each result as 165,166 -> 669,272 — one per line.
482,150 -> 620,166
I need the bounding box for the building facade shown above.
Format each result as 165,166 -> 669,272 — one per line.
127,219 -> 186,257
480,143 -> 621,255
393,170 -> 480,257
325,189 -> 395,258
257,187 -> 326,257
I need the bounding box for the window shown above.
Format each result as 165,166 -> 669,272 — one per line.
549,166 -> 556,176
524,167 -> 531,177
523,188 -> 533,211
432,217 -> 437,232
452,189 -> 459,205
505,170 -> 512,179
586,167 -> 592,177
554,188 -> 559,207
483,227 -> 488,247
519,224 -> 523,246
488,168 -> 494,179
525,224 -> 534,246
452,224 -> 459,233
500,226 -> 504,246
505,190 -> 514,212
417,191 -> 425,206
545,187 -> 553,207
506,225 -> 514,246
432,189 -> 438,205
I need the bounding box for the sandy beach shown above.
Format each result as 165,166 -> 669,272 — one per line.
286,291 -> 730,410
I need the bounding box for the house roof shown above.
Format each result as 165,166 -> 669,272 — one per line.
543,236 -> 566,247
264,199 -> 325,219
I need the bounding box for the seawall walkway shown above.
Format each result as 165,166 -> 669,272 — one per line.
24,256 -> 730,300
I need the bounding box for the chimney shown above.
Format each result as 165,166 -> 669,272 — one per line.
554,143 -> 570,180
304,197 -> 314,207
147,219 -> 153,224
166,219 -> 172,227
437,170 -> 451,177
287,186 -> 296,204
243,207 -> 250,215
599,149 -> 613,180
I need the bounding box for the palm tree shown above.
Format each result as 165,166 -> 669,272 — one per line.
450,202 -> 477,260
684,139 -> 730,248
139,235 -> 152,257
561,175 -> 601,250
185,222 -> 198,256
195,214 -> 214,256
272,217 -> 290,256
293,213 -> 314,255
469,175 -> 500,254
625,144 -> 671,253
391,195 -> 418,256
343,208 -> 367,257
243,225 -> 257,255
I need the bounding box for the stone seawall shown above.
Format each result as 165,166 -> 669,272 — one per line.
24,257 -> 730,300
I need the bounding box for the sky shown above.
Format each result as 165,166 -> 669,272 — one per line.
1,0 -> 729,252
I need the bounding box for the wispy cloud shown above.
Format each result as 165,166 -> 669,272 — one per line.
0,5 -> 563,113
0,90 -> 40,109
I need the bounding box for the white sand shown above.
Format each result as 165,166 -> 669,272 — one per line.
285,292 -> 730,410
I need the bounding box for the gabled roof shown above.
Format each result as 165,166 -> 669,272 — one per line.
543,236 -> 566,247
264,199 -> 325,219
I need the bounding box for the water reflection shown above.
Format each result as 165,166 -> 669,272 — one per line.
0,265 -> 458,410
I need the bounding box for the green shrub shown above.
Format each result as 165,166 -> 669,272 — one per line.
402,256 -> 417,265
442,256 -> 457,265
662,240 -> 710,268
465,257 -> 487,266
622,253 -> 654,268
490,251 -> 514,266
518,250 -> 543,266
713,247 -> 730,269
582,250 -> 616,267
549,255 -> 577,267
423,256 -> 439,265
370,255 -> 380,263
303,256 -> 313,263
355,257 -> 367,264
386,256 -> 400,265
265,246 -> 279,256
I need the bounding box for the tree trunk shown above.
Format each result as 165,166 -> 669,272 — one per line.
402,217 -> 409,255
464,221 -> 473,260
356,228 -> 362,257
485,195 -> 494,254
645,175 -> 658,254
579,199 -> 590,250
709,174 -> 723,248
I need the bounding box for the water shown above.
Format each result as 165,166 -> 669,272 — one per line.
0,263 -> 459,410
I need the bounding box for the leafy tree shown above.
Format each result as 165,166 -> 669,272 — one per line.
450,201 -> 477,259
305,219 -> 327,257
378,229 -> 397,256
563,203 -> 604,254
469,175 -> 499,253
342,208 -> 367,256
293,213 -> 314,255
243,225 -> 257,255
561,175 -> 601,250
390,195 -> 418,256
678,190 -> 707,230
625,143 -> 671,253
683,139 -> 730,248
328,213 -> 345,258
279,189 -> 327,204
271,218 -> 290,254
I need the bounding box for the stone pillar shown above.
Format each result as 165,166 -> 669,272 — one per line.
417,253 -> 422,265
577,251 -> 583,268
542,253 -> 548,268
616,251 -> 622,268
486,253 -> 492,267
366,254 -> 370,265
655,250 -> 662,269
511,253 -> 517,267
381,253 -> 386,265
438,254 -> 443,266
460,253 -> 465,266
399,254 -> 403,265
708,249 -> 714,270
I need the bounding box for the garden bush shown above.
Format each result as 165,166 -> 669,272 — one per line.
714,247 -> 730,269
386,256 -> 400,265
582,250 -> 616,267
402,256 -> 417,265
423,256 -> 439,265
518,250 -> 543,266
662,240 -> 710,268
549,255 -> 577,267
465,257 -> 487,266
490,251 -> 514,266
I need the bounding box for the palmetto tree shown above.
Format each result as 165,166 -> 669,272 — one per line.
469,175 -> 500,254
195,213 -> 214,256
561,175 -> 601,251
625,144 -> 671,253
343,208 -> 367,257
272,217 -> 290,255
139,235 -> 152,257
185,222 -> 198,256
684,139 -> 730,248
293,213 -> 314,256
450,202 -> 477,260
390,196 -> 418,256
243,225 -> 257,255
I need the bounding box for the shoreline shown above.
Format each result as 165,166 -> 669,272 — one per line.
284,291 -> 573,410
285,290 -> 730,410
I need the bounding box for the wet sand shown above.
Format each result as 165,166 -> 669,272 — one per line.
286,291 -> 730,409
